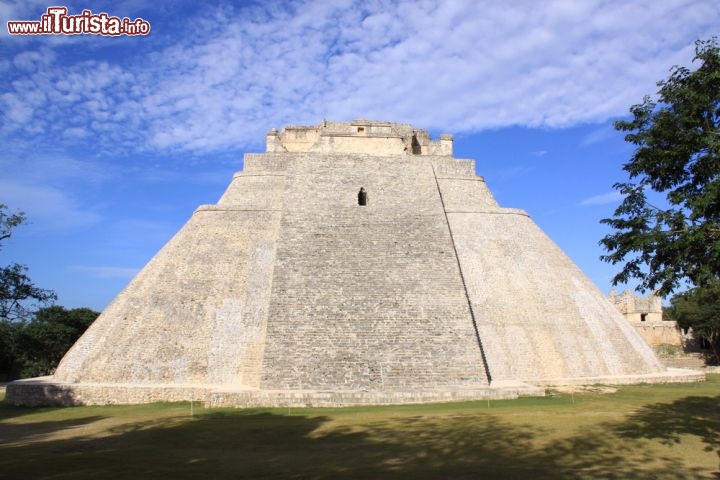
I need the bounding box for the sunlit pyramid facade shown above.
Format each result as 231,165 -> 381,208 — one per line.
8,120 -> 703,407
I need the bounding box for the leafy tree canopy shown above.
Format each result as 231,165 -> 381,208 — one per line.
18,306 -> 99,378
0,305 -> 99,379
665,281 -> 720,363
0,263 -> 57,321
0,205 -> 26,245
0,204 -> 56,321
600,38 -> 720,296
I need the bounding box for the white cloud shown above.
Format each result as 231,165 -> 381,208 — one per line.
1,0 -> 717,154
581,125 -> 620,146
0,179 -> 101,229
579,191 -> 624,206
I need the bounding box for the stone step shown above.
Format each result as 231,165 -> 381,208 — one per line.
661,355 -> 706,369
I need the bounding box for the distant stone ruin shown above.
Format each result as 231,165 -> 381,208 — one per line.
608,290 -> 684,347
7,120 -> 704,407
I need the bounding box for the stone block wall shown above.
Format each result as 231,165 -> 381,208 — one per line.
633,323 -> 684,346
260,153 -> 489,390
266,120 -> 454,156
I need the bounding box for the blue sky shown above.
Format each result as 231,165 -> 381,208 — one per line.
1,0 -> 718,311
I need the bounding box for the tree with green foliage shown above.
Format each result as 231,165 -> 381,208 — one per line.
0,318 -> 22,380
17,306 -> 99,377
0,204 -> 59,379
0,204 -> 56,321
665,282 -> 720,363
600,38 -> 720,297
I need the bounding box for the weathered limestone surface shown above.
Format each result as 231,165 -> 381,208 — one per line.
259,153 -> 488,390
266,120 -> 453,156
632,324 -> 685,346
7,120 -> 704,407
448,211 -> 664,380
6,377 -> 545,407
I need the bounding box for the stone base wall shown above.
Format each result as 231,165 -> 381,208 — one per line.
206,384 -> 544,408
5,378 -> 540,407
531,368 -> 705,386
5,378 -> 206,407
6,369 -> 705,408
657,351 -> 706,370
632,322 -> 684,347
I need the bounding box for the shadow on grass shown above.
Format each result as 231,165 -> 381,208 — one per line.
611,395 -> 720,450
0,401 -> 76,421
0,406 -> 713,480
0,415 -> 106,446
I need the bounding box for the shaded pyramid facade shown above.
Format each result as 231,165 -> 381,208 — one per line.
8,120 -> 702,407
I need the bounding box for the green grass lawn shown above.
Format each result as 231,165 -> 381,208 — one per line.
1,376 -> 718,479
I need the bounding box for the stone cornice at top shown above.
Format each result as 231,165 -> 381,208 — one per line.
266,119 -> 454,156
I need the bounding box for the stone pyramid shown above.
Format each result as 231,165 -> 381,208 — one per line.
7,120 -> 702,407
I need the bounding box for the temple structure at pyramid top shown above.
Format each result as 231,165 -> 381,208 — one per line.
266,119 -> 454,156
7,120 -> 704,408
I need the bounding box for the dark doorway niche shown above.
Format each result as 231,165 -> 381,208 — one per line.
358,187 -> 368,206
411,134 -> 421,154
